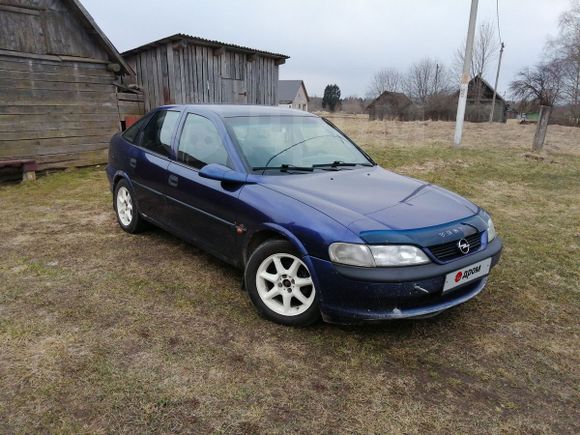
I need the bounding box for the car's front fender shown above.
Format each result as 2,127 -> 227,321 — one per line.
237,184 -> 362,261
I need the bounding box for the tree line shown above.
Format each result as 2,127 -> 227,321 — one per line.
318,1 -> 579,133
317,20 -> 502,121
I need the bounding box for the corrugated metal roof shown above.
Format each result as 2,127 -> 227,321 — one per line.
122,33 -> 289,60
278,80 -> 308,104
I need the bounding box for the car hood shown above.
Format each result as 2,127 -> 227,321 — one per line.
259,166 -> 479,235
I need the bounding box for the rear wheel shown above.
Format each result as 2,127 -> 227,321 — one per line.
245,239 -> 320,326
114,179 -> 146,233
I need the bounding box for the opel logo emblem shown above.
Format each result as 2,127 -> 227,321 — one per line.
457,239 -> 470,254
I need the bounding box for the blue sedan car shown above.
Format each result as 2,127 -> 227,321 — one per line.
107,105 -> 502,326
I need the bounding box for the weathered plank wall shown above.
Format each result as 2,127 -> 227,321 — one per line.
125,43 -> 280,111
117,91 -> 145,122
0,0 -> 144,170
0,54 -> 121,169
465,100 -> 506,123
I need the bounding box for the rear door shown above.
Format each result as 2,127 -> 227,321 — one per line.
165,112 -> 242,263
130,109 -> 180,223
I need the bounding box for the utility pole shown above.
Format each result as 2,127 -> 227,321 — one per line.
453,0 -> 479,148
489,42 -> 505,123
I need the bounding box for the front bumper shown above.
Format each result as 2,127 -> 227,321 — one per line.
306,237 -> 502,324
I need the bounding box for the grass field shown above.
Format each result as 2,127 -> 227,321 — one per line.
1,118 -> 579,433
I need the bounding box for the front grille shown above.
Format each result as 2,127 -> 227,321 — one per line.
428,231 -> 482,262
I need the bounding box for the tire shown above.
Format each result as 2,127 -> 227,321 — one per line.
245,239 -> 320,326
113,179 -> 146,234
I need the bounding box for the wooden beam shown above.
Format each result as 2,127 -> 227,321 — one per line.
247,53 -> 257,63
0,4 -> 41,15
274,58 -> 286,66
107,63 -> 121,73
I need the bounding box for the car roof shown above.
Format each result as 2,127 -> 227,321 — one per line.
158,104 -> 318,118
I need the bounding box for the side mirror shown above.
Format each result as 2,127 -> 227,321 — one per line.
199,163 -> 254,184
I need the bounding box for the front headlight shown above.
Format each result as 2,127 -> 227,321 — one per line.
329,243 -> 430,267
369,245 -> 431,266
487,217 -> 497,242
328,243 -> 375,267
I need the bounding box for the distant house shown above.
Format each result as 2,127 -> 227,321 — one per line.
0,0 -> 144,171
517,111 -> 540,123
366,91 -> 413,121
278,80 -> 309,111
459,75 -> 506,122
122,34 -> 289,111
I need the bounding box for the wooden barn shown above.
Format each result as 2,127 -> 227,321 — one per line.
366,91 -> 414,121
0,0 -> 144,174
460,75 -> 507,123
122,34 -> 289,111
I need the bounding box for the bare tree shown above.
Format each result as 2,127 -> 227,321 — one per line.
404,57 -> 450,104
366,68 -> 403,99
453,20 -> 499,81
510,60 -> 564,151
546,0 -> 580,125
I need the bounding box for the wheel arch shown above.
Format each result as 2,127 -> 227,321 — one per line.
112,171 -> 135,192
244,223 -> 309,266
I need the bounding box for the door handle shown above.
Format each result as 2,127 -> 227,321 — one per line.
168,174 -> 178,187
129,158 -> 137,168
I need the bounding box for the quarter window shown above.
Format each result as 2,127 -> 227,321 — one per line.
140,110 -> 180,157
177,114 -> 229,169
122,116 -> 148,144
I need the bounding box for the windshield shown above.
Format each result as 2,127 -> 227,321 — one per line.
225,116 -> 372,171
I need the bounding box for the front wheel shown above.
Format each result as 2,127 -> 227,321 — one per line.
245,239 -> 320,326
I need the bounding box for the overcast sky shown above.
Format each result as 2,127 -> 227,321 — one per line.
83,0 -> 571,98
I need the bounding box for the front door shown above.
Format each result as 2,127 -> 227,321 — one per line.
222,78 -> 247,104
233,80 -> 247,104
165,112 -> 242,263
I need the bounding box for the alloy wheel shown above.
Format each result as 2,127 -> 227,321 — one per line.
255,253 -> 316,316
116,186 -> 133,226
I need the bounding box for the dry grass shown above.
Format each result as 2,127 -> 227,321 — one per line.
324,114 -> 580,156
0,119 -> 579,433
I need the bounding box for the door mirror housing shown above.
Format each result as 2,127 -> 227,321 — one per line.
199,163 -> 253,184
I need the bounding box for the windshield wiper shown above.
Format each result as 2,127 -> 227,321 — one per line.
252,164 -> 315,173
261,134 -> 335,169
312,161 -> 374,168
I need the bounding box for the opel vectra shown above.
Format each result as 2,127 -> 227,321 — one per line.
107,105 -> 502,325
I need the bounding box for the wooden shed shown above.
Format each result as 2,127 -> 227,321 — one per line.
457,75 -> 507,122
0,0 -> 145,171
366,91 -> 414,121
122,34 -> 289,111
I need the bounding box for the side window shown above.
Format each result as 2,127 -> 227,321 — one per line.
140,110 -> 180,157
177,114 -> 229,169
